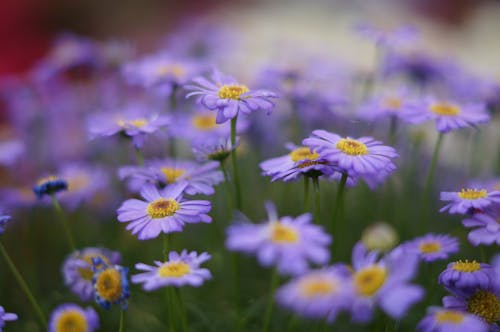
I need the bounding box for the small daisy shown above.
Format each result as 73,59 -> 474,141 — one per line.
0,306 -> 18,331
92,258 -> 130,310
276,265 -> 353,322
117,183 -> 211,240
440,188 -> 500,215
462,210 -> 500,246
417,307 -> 488,332
132,250 -> 211,291
439,261 -> 495,293
48,303 -> 99,332
185,69 -> 278,124
403,234 -> 459,262
62,247 -> 122,302
225,202 -> 331,275
33,175 -> 68,199
303,130 -> 398,177
192,136 -> 238,163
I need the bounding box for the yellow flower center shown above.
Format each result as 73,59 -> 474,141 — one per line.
160,167 -> 186,184
354,265 -> 387,297
78,253 -> 110,281
56,309 -> 88,332
419,241 -> 441,254
191,114 -> 217,130
289,147 -> 319,162
270,223 -> 299,244
383,97 -> 402,110
457,188 -> 488,200
430,103 -> 460,116
117,118 -> 148,128
452,260 -> 481,272
467,290 -> 500,323
156,64 -> 185,78
336,138 -> 368,156
435,310 -> 465,324
218,84 -> 249,100
95,268 -> 123,302
146,198 -> 180,219
299,278 -> 336,298
67,173 -> 90,192
158,262 -> 191,278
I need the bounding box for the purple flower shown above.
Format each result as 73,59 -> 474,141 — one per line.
417,307 -> 488,332
403,234 -> 459,262
354,23 -> 418,48
357,89 -> 423,123
404,99 -> 490,133
87,104 -> 170,148
0,306 -> 18,330
439,261 -> 495,294
303,130 -> 398,177
48,303 -> 99,332
62,247 -> 122,302
0,213 -> 11,235
192,136 -> 237,162
132,250 -> 211,291
276,265 -> 354,322
259,144 -> 338,182
92,258 -> 130,310
117,183 -> 211,240
226,202 -> 331,276
348,243 -> 424,322
462,209 -> 500,246
32,175 -> 68,199
440,188 -> 500,215
119,159 -> 223,195
185,69 -> 278,124
0,139 -> 24,166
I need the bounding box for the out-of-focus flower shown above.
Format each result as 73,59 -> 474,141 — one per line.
354,23 -> 418,48
192,136 -> 237,162
0,305 -> 18,330
276,265 -> 353,322
403,234 -> 459,262
185,69 -> 278,124
32,175 -> 68,199
48,303 -> 99,332
462,209 -> 500,246
117,183 -> 211,240
92,258 -> 130,310
62,247 -> 122,302
417,306 -> 488,332
439,261 -> 495,294
0,213 -> 11,235
132,250 -> 211,291
357,89 -> 423,123
440,188 -> 500,215
0,139 -> 24,166
226,202 -> 331,276
361,222 -> 399,252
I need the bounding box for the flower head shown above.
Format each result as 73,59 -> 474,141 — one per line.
92,258 -> 130,310
185,69 -> 278,124
403,234 -> 459,262
117,183 -> 211,240
439,261 -> 495,295
132,250 -> 211,291
62,247 -> 122,302
48,303 -> 99,332
0,213 -> 11,235
440,189 -> 500,215
462,208 -> 500,246
225,202 -> 331,275
192,136 -> 238,162
417,306 -> 488,332
33,175 -> 68,199
0,306 -> 18,330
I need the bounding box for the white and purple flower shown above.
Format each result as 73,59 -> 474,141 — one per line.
403,234 -> 459,262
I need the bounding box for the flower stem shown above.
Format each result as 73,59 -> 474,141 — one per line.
51,194 -> 76,251
262,268 -> 279,332
312,177 -> 320,223
303,177 -> 310,212
388,115 -> 398,146
119,309 -> 125,332
174,288 -> 189,332
220,161 -> 234,211
134,146 -> 145,166
230,116 -> 242,211
0,241 -> 47,327
424,132 -> 444,196
331,173 -> 348,257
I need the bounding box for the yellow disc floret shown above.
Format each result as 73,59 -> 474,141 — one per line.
430,103 -> 460,116
192,114 -> 217,130
289,147 -> 319,162
56,309 -> 88,332
218,85 -> 249,100
383,97 -> 402,110
160,167 -> 186,184
354,264 -> 387,297
457,189 -> 488,200
467,290 -> 500,323
78,254 -> 110,281
117,118 -> 148,128
299,278 -> 336,298
336,138 -> 368,156
419,241 -> 441,254
452,260 -> 481,272
95,268 -> 123,302
270,223 -> 299,244
146,198 -> 180,219
435,310 -> 465,324
158,262 -> 191,278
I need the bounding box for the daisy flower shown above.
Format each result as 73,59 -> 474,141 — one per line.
185,69 -> 278,124
462,210 -> 500,246
48,303 -> 99,332
132,250 -> 211,291
440,188 -> 500,215
439,261 -> 495,294
303,130 -> 398,177
62,247 -> 122,302
417,307 -> 488,332
91,258 -> 130,310
276,265 -> 353,322
33,175 -> 68,199
225,202 -> 331,276
403,234 -> 459,262
192,136 -> 238,163
117,183 -> 211,240
0,306 -> 18,331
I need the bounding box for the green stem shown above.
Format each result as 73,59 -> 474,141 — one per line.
388,115 -> 398,147
262,268 -> 279,332
312,177 -> 320,223
119,309 -> 125,332
303,177 -> 310,212
162,233 -> 171,261
220,161 -> 234,211
230,116 -> 242,211
51,195 -> 76,251
331,173 -> 348,258
424,133 -> 444,196
480,246 -> 486,262
0,241 -> 47,327
169,139 -> 177,159
134,147 -> 145,166
166,288 -> 176,332
174,288 -> 189,332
